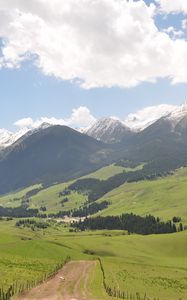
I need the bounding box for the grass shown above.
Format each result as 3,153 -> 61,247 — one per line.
96,167 -> 187,224
81,164 -> 127,180
82,163 -> 144,180
0,163 -> 143,213
30,182 -> 86,213
0,184 -> 42,208
0,165 -> 187,299
0,181 -> 86,213
0,219 -> 187,299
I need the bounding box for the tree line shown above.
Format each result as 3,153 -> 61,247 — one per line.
0,206 -> 39,218
72,201 -> 109,217
16,219 -> 49,230
72,213 -> 182,235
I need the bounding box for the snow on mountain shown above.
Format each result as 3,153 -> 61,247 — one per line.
85,117 -> 132,143
0,128 -> 31,149
1,104 -> 187,148
0,123 -> 52,149
124,104 -> 178,131
0,129 -> 14,148
165,103 -> 187,128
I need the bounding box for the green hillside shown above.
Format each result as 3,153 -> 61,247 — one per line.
0,184 -> 42,208
81,163 -> 142,180
1,165 -> 187,224
0,165 -> 187,299
0,181 -> 86,213
0,163 -> 138,213
97,167 -> 187,224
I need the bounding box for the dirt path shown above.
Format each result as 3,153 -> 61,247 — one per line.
15,260 -> 101,300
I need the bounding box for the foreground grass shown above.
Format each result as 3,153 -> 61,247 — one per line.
0,219 -> 186,300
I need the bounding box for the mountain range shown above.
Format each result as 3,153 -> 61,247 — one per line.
0,104 -> 178,149
0,104 -> 187,194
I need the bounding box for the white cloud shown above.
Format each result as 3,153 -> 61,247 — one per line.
67,106 -> 96,127
124,104 -> 178,131
182,19 -> 187,30
157,0 -> 187,14
14,106 -> 96,129
14,117 -> 34,128
163,26 -> 184,38
0,0 -> 187,88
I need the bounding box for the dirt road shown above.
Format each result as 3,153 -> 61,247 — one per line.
16,260 -> 101,300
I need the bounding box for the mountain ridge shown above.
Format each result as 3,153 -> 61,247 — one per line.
84,117 -> 133,143
0,125 -> 114,194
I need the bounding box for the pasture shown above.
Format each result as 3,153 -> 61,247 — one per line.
0,219 -> 186,300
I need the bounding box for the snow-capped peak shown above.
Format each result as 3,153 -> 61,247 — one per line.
124,104 -> 178,131
0,127 -> 31,149
85,117 -> 132,143
0,129 -> 14,148
166,103 -> 187,124
86,117 -> 122,133
0,123 -> 52,149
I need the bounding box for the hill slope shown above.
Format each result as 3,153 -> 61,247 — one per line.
97,167 -> 187,224
1,164 -> 187,224
0,125 -> 113,194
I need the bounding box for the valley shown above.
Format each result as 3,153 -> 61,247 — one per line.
0,163 -> 187,299
1,164 -> 187,225
1,1 -> 187,299
1,105 -> 187,299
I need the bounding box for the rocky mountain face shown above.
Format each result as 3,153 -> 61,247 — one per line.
85,117 -> 133,143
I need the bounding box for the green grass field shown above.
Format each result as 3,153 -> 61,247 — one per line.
0,165 -> 187,299
0,181 -> 86,213
81,163 -> 137,180
96,167 -> 187,224
0,184 -> 42,208
0,219 -> 186,300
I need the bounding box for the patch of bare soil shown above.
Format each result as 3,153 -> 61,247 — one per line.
15,260 -> 102,300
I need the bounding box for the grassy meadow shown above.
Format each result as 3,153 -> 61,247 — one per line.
0,219 -> 186,299
0,165 -> 187,299
96,167 -> 187,224
0,163 -> 144,214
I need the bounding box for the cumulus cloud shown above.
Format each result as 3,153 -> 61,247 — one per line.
124,104 -> 178,131
14,106 -> 96,129
67,106 -> 96,127
157,0 -> 187,14
163,26 -> 184,39
182,19 -> 187,30
0,0 -> 187,88
14,117 -> 34,128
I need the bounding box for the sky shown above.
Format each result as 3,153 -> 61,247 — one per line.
1,0 -> 187,131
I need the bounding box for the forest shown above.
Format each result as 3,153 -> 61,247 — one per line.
72,213 -> 181,235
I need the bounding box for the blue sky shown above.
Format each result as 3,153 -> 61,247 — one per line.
0,0 -> 187,131
0,65 -> 186,131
